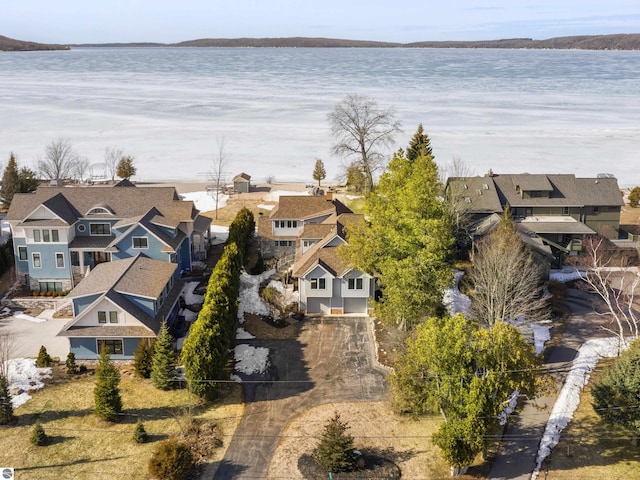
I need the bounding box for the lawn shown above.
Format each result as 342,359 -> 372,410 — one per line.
543,360 -> 640,479
0,365 -> 243,480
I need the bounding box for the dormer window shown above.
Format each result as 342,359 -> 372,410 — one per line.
86,204 -> 114,215
132,236 -> 149,249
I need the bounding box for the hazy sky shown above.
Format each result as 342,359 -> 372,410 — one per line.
3,0 -> 639,44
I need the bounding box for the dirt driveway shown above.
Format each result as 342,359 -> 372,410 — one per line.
214,316 -> 388,480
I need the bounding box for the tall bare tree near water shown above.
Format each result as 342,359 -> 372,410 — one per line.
104,146 -> 124,181
328,94 -> 401,193
209,138 -> 230,220
38,137 -> 78,180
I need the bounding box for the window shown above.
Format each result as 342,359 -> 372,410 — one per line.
287,220 -> 298,228
33,230 -> 41,242
132,237 -> 149,249
275,240 -> 294,247
97,339 -> 123,355
77,224 -> 86,232
109,311 -> 118,323
563,207 -> 570,216
302,240 -> 316,248
530,191 -> 542,198
18,246 -> 27,261
39,281 -> 62,293
55,253 -> 65,268
42,230 -> 50,242
32,252 -> 42,268
51,230 -> 59,242
98,311 -> 107,323
310,278 -> 326,290
348,278 -> 363,290
592,206 -> 600,214
90,223 -> 111,235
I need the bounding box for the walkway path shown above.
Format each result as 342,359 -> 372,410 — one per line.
213,317 -> 387,479
488,288 -> 609,480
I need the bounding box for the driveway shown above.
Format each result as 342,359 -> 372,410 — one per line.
0,309 -> 70,360
214,316 -> 388,480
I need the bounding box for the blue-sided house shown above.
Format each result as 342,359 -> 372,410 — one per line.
58,254 -> 183,359
5,181 -> 211,292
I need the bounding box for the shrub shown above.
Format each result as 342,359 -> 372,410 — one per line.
36,345 -> 52,368
78,364 -> 88,373
30,422 -> 47,446
314,412 -> 358,473
65,352 -> 79,374
0,373 -> 13,425
629,186 -> 640,208
133,339 -> 154,379
133,419 -> 149,443
148,438 -> 194,480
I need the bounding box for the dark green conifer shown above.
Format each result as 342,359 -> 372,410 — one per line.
94,349 -> 122,422
151,322 -> 176,390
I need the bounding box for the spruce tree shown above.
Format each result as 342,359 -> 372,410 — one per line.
30,421 -> 47,446
314,412 -> 357,473
406,123 -> 433,162
0,153 -> 20,207
36,345 -> 52,368
94,349 -> 122,422
312,158 -> 326,186
151,322 -> 176,390
134,339 -> 154,379
0,372 -> 13,425
65,352 -> 79,374
133,418 -> 149,443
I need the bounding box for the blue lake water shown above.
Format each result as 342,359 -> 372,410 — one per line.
0,47 -> 638,185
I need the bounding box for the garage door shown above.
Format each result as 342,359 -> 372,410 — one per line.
343,298 -> 368,314
307,297 -> 330,314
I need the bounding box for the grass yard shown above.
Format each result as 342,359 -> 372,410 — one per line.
543,360 -> 640,479
0,366 -> 243,480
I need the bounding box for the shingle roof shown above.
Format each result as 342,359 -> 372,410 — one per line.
270,196 -> 351,221
446,177 -> 503,214
233,172 -> 251,182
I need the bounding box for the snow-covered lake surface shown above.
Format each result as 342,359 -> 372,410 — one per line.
2,47 -> 639,186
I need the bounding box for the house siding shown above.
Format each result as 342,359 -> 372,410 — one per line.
70,337 -> 146,360
73,294 -> 102,315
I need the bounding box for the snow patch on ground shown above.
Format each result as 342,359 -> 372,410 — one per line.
498,390 -> 520,426
531,337 -> 621,479
257,203 -> 275,210
12,311 -> 47,323
236,327 -> 255,340
180,281 -> 204,306
262,190 -> 309,202
532,322 -> 552,355
180,191 -> 228,213
549,269 -> 586,283
6,358 -> 52,408
238,269 -> 275,322
233,344 -> 270,375
443,271 -> 471,316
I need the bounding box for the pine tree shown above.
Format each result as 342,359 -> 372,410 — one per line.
36,345 -> 52,368
312,158 -> 326,186
94,349 -> 122,422
65,352 -> 79,374
30,421 -> 47,446
151,322 -> 176,390
406,123 -> 433,162
0,372 -> 13,425
314,412 -> 357,473
0,153 -> 20,207
133,418 -> 149,443
134,339 -> 154,379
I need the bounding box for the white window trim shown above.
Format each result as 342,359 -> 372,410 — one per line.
18,246 -> 27,261
132,236 -> 149,249
89,223 -> 111,236
348,278 -> 363,290
55,252 -> 65,269
96,338 -> 123,355
32,252 -> 42,268
310,277 -> 326,290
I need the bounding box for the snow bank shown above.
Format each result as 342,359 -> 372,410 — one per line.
233,344 -> 270,375
12,311 -> 47,323
262,190 -> 309,202
498,390 -> 520,426
443,271 -> 471,316
237,269 -> 275,321
257,203 -> 275,210
532,322 -> 552,355
180,281 -> 203,305
6,358 -> 52,408
210,224 -> 229,245
549,269 -> 586,283
180,191 -> 228,213
236,327 -> 255,340
531,337 -> 621,479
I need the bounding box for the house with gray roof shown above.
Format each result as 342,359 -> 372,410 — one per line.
5,182 -> 211,293
58,254 -> 183,359
446,172 -> 624,268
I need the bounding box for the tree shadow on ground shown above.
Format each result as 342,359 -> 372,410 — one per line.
211,459 -> 249,479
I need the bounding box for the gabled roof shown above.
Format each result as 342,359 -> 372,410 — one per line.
270,195 -> 352,221
446,177 -> 503,214
233,172 -> 251,182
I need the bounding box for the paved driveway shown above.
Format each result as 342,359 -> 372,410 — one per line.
214,316 -> 388,480
0,310 -> 70,360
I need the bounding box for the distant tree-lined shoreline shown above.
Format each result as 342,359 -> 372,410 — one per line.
3,33 -> 640,51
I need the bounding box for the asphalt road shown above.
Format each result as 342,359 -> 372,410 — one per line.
213,316 -> 388,480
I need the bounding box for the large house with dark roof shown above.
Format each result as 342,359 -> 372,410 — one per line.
58,254 -> 183,359
446,172 -> 624,268
258,194 -> 374,315
5,182 -> 211,293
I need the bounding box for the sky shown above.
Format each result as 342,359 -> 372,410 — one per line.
2,0 -> 639,44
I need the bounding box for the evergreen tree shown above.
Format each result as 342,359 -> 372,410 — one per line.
592,339 -> 640,445
406,123 -> 433,162
36,345 -> 52,368
314,412 -> 357,473
629,186 -> 640,208
342,147 -> 454,329
18,167 -> 39,194
312,158 -> 326,186
151,322 -> 176,390
65,352 -> 79,374
133,339 -> 154,379
0,153 -> 20,206
133,418 -> 149,443
0,372 -> 13,425
94,349 -> 122,422
30,421 -> 47,446
116,155 -> 137,179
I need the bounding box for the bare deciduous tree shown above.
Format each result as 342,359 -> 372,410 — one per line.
73,156 -> 90,182
0,332 -> 15,378
104,146 -> 124,181
38,137 -> 79,180
469,215 -> 550,327
208,138 -> 230,220
328,93 -> 401,193
569,235 -> 639,349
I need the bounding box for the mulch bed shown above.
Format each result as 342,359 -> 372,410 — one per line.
241,312 -> 301,340
298,453 -> 401,480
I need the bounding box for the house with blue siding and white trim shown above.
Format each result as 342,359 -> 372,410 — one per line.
58,254 -> 182,359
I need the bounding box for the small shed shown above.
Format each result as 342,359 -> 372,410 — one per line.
233,173 -> 251,193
